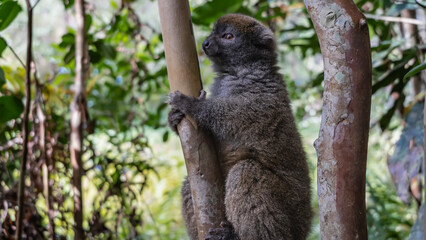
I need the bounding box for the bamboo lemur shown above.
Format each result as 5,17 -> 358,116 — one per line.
168,14 -> 312,240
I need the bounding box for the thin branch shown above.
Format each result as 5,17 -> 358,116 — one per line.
7,45 -> 25,68
31,0 -> 41,10
16,0 -> 33,239
364,13 -> 426,25
0,137 -> 23,151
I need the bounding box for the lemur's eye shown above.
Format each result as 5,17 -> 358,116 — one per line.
223,33 -> 234,40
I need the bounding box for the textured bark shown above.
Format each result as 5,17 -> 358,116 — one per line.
16,1 -> 32,239
70,0 -> 86,239
304,0 -> 372,239
157,1 -> 226,239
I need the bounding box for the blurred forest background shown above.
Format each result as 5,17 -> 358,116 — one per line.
0,0 -> 425,239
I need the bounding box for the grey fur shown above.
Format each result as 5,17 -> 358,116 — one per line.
168,14 -> 312,240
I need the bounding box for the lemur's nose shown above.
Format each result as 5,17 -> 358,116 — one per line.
202,40 -> 210,49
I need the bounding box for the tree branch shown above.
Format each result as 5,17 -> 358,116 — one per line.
31,0 -> 41,10
7,45 -> 25,68
16,0 -> 33,238
70,0 -> 87,238
364,13 -> 426,25
0,137 -> 23,151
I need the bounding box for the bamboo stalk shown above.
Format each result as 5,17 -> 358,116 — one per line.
157,1 -> 226,239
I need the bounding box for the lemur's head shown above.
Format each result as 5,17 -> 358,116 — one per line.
202,14 -> 276,72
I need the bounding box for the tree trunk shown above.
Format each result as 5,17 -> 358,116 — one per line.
304,1 -> 372,239
70,0 -> 86,239
16,1 -> 33,239
157,1 -> 226,239
36,81 -> 55,239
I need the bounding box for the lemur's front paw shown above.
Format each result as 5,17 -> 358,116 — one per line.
168,91 -> 192,112
168,108 -> 185,133
168,90 -> 206,113
204,221 -> 239,240
167,90 -> 206,133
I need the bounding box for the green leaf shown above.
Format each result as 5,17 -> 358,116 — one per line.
372,49 -> 416,93
58,32 -> 75,49
311,72 -> 324,87
61,0 -> 74,9
379,91 -> 405,131
372,61 -> 407,94
85,14 -> 92,33
0,37 -> 6,57
192,0 -> 244,26
0,95 -> 24,123
0,66 -> 5,86
63,46 -> 75,64
162,131 -> 169,142
403,62 -> 426,81
0,1 -> 22,31
88,50 -> 102,64
94,40 -> 116,59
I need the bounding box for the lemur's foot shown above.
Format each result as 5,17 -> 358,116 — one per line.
204,221 -> 239,240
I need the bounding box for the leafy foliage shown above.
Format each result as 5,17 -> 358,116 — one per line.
0,66 -> 5,86
192,0 -> 245,25
405,61 -> 426,81
366,175 -> 417,239
0,0 -> 22,31
0,95 -> 24,123
0,37 -> 7,58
